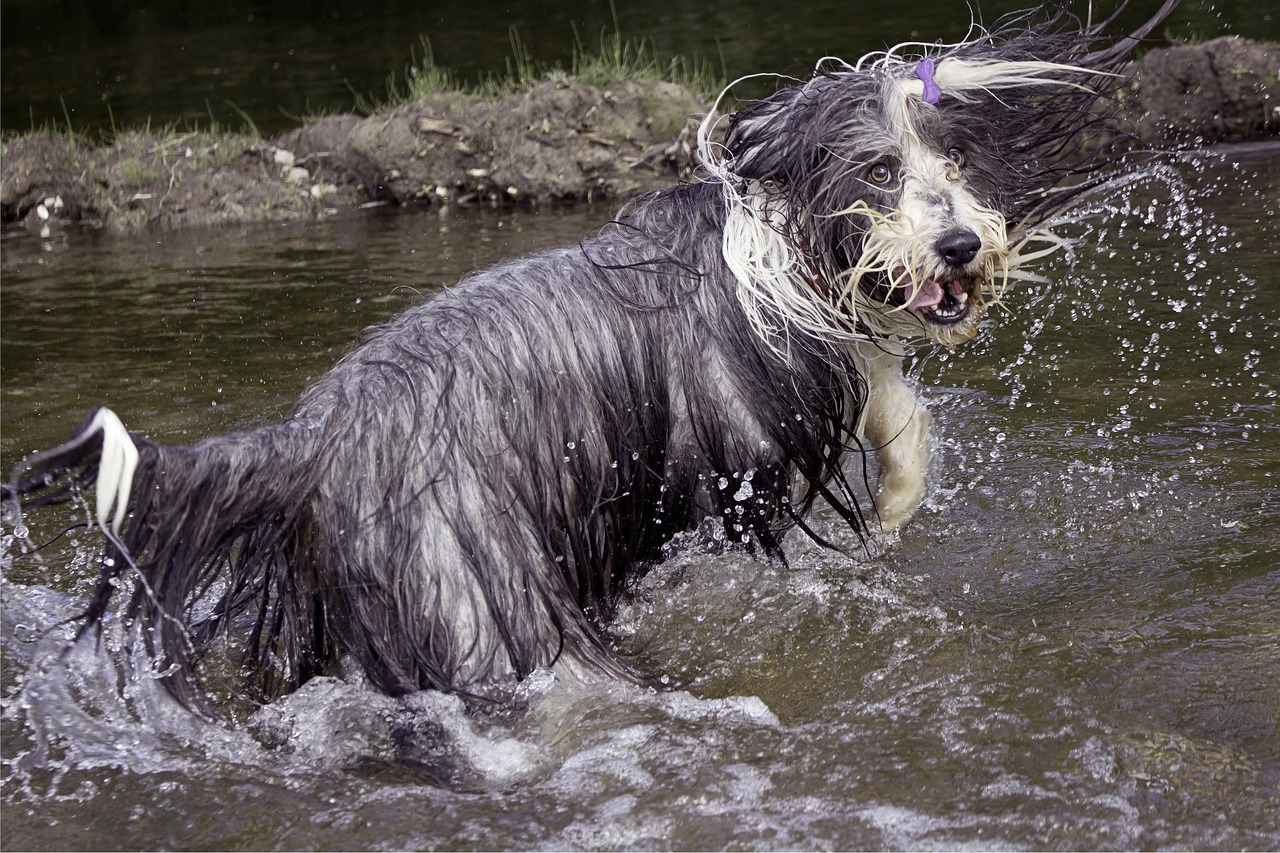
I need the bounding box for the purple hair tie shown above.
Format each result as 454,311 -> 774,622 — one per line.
915,57 -> 941,104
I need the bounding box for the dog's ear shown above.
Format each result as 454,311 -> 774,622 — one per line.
724,86 -> 817,184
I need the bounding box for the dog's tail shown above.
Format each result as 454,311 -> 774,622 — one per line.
5,406 -> 324,709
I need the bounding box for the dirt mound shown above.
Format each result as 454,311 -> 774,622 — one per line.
3,39 -> 1276,235
339,78 -> 704,206
1,130 -> 362,235
2,78 -> 706,234
1117,36 -> 1280,145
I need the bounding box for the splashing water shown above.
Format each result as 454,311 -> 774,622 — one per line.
2,150 -> 1278,850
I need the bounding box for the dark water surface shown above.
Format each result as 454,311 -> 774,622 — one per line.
4,0 -> 1278,136
2,141 -> 1278,848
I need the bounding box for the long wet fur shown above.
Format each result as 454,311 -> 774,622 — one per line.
4,2 -> 1177,711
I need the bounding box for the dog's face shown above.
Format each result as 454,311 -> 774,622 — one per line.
723,72 -> 1013,348
707,37 -> 1123,352
835,84 -> 1012,348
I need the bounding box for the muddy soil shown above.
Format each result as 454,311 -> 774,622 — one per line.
3,38 -> 1276,235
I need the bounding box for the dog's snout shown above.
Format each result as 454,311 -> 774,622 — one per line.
936,229 -> 981,268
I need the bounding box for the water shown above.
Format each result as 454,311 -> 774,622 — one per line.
2,147 -> 1278,848
4,0 -> 1278,136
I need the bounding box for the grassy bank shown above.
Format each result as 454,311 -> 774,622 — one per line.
1,26 -> 721,232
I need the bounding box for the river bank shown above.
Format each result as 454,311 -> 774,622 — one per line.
2,36 -> 1276,235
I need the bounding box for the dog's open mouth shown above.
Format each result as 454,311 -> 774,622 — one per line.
901,275 -> 976,326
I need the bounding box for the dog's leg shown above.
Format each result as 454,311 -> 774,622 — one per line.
858,347 -> 930,533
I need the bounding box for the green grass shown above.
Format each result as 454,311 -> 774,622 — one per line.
3,94 -> 262,152
4,99 -> 86,147
349,36 -> 466,115
116,156 -> 158,190
570,10 -> 722,96
355,13 -> 724,117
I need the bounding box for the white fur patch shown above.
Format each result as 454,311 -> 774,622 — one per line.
88,407 -> 138,536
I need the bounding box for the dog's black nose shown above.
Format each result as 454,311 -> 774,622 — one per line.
936,229 -> 981,268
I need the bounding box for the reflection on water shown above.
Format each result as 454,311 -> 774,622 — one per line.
2,147 -> 1278,850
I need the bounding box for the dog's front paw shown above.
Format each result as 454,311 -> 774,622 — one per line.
874,481 -> 925,535
875,505 -> 916,536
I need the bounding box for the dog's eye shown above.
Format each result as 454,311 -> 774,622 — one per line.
946,147 -> 965,167
869,163 -> 892,184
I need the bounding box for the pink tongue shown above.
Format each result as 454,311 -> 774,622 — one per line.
905,278 -> 944,310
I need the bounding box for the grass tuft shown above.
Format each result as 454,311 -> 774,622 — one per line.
355,12 -> 723,116
569,5 -> 722,96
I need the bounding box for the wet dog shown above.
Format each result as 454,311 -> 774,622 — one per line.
4,3 -> 1177,709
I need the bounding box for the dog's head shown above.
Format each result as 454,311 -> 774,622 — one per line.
703,2 -> 1179,351
723,67 -> 1014,347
